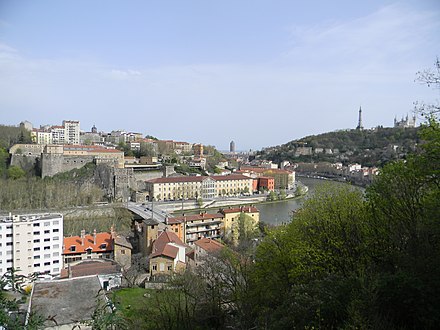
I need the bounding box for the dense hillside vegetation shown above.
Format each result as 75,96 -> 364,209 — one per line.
0,163 -> 104,211
259,126 -> 420,167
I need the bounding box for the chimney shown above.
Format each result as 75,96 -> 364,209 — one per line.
110,225 -> 116,239
80,229 -> 85,246
93,229 -> 97,245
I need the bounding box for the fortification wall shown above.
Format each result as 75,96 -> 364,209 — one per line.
41,154 -> 95,178
10,154 -> 40,174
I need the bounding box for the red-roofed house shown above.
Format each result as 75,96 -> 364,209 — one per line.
192,238 -> 225,267
149,231 -> 188,276
63,229 -> 113,265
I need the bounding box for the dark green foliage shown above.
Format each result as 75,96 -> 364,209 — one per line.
0,125 -> 32,150
260,126 -> 420,166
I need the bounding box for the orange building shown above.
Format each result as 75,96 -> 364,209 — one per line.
258,176 -> 275,191
63,230 -> 113,265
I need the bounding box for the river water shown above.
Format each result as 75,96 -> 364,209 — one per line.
258,177 -> 357,225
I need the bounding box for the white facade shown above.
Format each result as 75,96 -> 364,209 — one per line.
0,213 -> 63,278
51,126 -> 65,144
63,120 -> 80,145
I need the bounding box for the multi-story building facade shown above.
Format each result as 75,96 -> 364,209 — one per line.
239,166 -> 295,190
219,206 -> 260,236
145,174 -> 253,201
63,120 -> 80,145
167,212 -> 224,245
31,120 -> 80,145
0,213 -> 63,278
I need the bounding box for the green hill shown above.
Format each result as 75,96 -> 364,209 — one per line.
258,126 -> 420,167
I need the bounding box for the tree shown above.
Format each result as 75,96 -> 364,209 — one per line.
7,165 -> 25,180
228,213 -> 260,247
415,57 -> 440,117
267,191 -> 277,201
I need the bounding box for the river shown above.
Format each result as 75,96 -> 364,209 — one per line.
258,177 -> 359,225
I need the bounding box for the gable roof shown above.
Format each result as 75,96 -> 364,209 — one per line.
194,237 -> 225,253
63,232 -> 113,255
150,230 -> 185,259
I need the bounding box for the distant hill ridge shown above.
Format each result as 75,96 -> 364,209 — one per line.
258,126 -> 421,167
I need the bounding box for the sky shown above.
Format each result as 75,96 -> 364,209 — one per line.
0,0 -> 439,151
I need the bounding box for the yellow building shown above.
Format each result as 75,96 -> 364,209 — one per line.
146,174 -> 253,201
219,205 -> 260,235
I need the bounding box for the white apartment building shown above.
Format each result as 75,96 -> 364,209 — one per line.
51,125 -> 66,144
0,213 -> 63,278
63,120 -> 80,145
31,120 -> 80,145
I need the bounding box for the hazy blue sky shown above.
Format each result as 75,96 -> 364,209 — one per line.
0,0 -> 439,151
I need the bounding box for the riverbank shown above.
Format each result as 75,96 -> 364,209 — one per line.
168,192 -> 308,216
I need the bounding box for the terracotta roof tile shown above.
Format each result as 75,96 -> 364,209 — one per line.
169,213 -> 224,222
194,238 -> 224,253
150,231 -> 186,259
63,232 -> 113,255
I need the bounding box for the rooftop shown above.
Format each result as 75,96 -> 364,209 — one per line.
169,213 -> 224,222
63,231 -> 113,255
30,276 -> 103,327
194,237 -> 225,253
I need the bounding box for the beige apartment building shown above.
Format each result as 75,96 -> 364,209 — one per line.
145,174 -> 253,201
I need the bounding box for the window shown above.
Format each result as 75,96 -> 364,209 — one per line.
44,222 -> 50,227
86,248 -> 92,255
53,237 -> 59,241
53,221 -> 59,225
44,238 -> 50,242
44,254 -> 50,259
53,229 -> 59,233
6,233 -> 12,237
33,223 -> 40,227
53,267 -> 59,272
100,243 -> 107,249
53,260 -> 59,264
44,262 -> 50,266
34,263 -> 40,267
6,242 -> 12,246
33,231 -> 40,235
34,239 -> 40,243
44,230 -> 50,234
44,246 -> 50,250
168,265 -> 172,271
152,265 -> 157,271
34,247 -> 40,251
53,252 -> 59,257
53,244 -> 59,249
34,255 -> 40,259
70,246 -> 76,252
120,249 -> 125,255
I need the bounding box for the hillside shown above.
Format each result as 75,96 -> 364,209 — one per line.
258,126 -> 421,167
